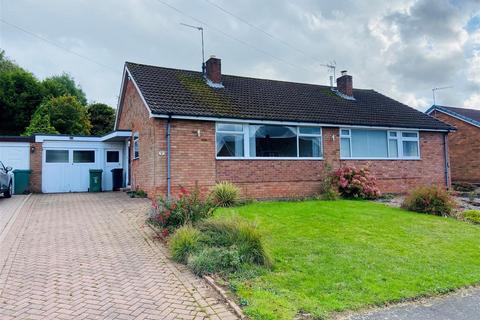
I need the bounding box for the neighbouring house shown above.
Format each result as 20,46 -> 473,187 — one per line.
115,56 -> 454,199
426,105 -> 480,184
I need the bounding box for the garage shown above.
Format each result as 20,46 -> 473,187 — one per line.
0,137 -> 31,170
38,132 -> 131,193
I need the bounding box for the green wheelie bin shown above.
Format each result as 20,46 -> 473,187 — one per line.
13,169 -> 31,195
89,169 -> 103,192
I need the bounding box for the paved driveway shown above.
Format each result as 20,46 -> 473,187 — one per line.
0,193 -> 237,320
0,195 -> 28,237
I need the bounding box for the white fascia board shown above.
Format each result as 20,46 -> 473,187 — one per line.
114,66 -> 155,130
35,135 -> 103,142
101,131 -> 132,141
125,67 -> 154,118
150,114 -> 451,132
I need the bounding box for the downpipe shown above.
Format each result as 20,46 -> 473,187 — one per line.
166,116 -> 172,199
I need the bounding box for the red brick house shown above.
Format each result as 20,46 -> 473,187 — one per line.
115,57 -> 454,199
427,105 -> 480,184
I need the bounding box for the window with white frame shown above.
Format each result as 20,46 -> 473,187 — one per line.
133,133 -> 139,159
340,128 -> 419,159
215,123 -> 322,158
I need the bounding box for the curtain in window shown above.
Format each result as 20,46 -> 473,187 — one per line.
351,129 -> 388,157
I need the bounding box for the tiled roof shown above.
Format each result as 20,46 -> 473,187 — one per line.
433,105 -> 480,126
125,62 -> 453,131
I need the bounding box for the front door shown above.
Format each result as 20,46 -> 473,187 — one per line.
104,149 -> 122,191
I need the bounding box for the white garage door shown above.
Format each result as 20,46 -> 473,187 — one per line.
42,147 -> 122,193
0,143 -> 30,170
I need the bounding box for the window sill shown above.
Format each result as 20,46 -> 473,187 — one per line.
216,157 -> 324,160
340,157 -> 421,161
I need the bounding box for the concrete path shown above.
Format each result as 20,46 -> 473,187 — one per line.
347,287 -> 480,320
0,193 -> 237,320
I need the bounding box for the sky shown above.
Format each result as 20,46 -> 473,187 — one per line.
0,0 -> 479,111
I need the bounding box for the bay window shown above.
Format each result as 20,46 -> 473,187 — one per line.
340,128 -> 419,159
216,123 -> 322,159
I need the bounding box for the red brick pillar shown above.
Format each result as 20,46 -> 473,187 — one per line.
29,142 -> 43,193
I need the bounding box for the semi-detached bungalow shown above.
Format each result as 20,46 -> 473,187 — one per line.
115,56 -> 455,199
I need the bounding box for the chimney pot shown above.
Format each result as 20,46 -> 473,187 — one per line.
205,56 -> 222,84
336,71 -> 353,97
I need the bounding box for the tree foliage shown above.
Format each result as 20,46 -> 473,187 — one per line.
30,95 -> 91,135
0,53 -> 44,135
23,108 -> 58,135
87,103 -> 115,136
42,73 -> 87,105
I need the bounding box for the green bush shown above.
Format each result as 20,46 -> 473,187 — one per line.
402,186 -> 455,216
209,181 -> 240,207
198,216 -> 272,267
169,225 -> 201,263
463,210 -> 480,224
187,246 -> 241,276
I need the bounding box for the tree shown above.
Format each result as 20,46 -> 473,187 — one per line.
0,58 -> 44,135
87,103 -> 116,136
28,95 -> 91,135
23,109 -> 58,135
42,73 -> 87,105
0,50 -> 19,73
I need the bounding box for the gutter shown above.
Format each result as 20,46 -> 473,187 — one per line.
166,116 -> 172,199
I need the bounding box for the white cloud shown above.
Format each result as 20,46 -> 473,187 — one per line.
1,0 -> 479,111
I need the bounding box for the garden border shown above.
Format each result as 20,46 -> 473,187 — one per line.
145,222 -> 246,319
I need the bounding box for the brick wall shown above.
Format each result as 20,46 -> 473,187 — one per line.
120,84 -> 450,199
430,110 -> 480,183
117,79 -> 167,197
29,142 -> 42,193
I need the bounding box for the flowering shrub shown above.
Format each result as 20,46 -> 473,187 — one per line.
333,165 -> 381,199
149,185 -> 214,236
402,186 -> 455,216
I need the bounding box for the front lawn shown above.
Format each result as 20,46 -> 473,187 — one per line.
216,200 -> 480,319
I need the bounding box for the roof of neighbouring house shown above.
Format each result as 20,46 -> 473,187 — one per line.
426,105 -> 480,128
122,62 -> 454,131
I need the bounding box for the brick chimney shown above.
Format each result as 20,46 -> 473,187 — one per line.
336,70 -> 353,97
205,56 -> 222,84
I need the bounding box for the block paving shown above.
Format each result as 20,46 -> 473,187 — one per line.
0,193 -> 237,319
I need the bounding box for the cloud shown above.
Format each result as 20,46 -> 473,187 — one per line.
1,0 -> 479,111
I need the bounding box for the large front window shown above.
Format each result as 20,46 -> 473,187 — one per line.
216,123 -> 323,158
340,128 -> 420,159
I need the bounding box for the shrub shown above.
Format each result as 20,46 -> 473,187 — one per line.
209,181 -> 240,207
333,165 -> 381,199
401,186 -> 455,216
128,189 -> 147,198
149,185 -> 214,233
198,216 -> 272,267
463,210 -> 480,224
169,225 -> 201,263
319,163 -> 339,200
187,246 -> 241,276
453,182 -> 476,192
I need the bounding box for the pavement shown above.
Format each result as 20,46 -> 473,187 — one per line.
345,288 -> 480,320
0,192 -> 237,320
